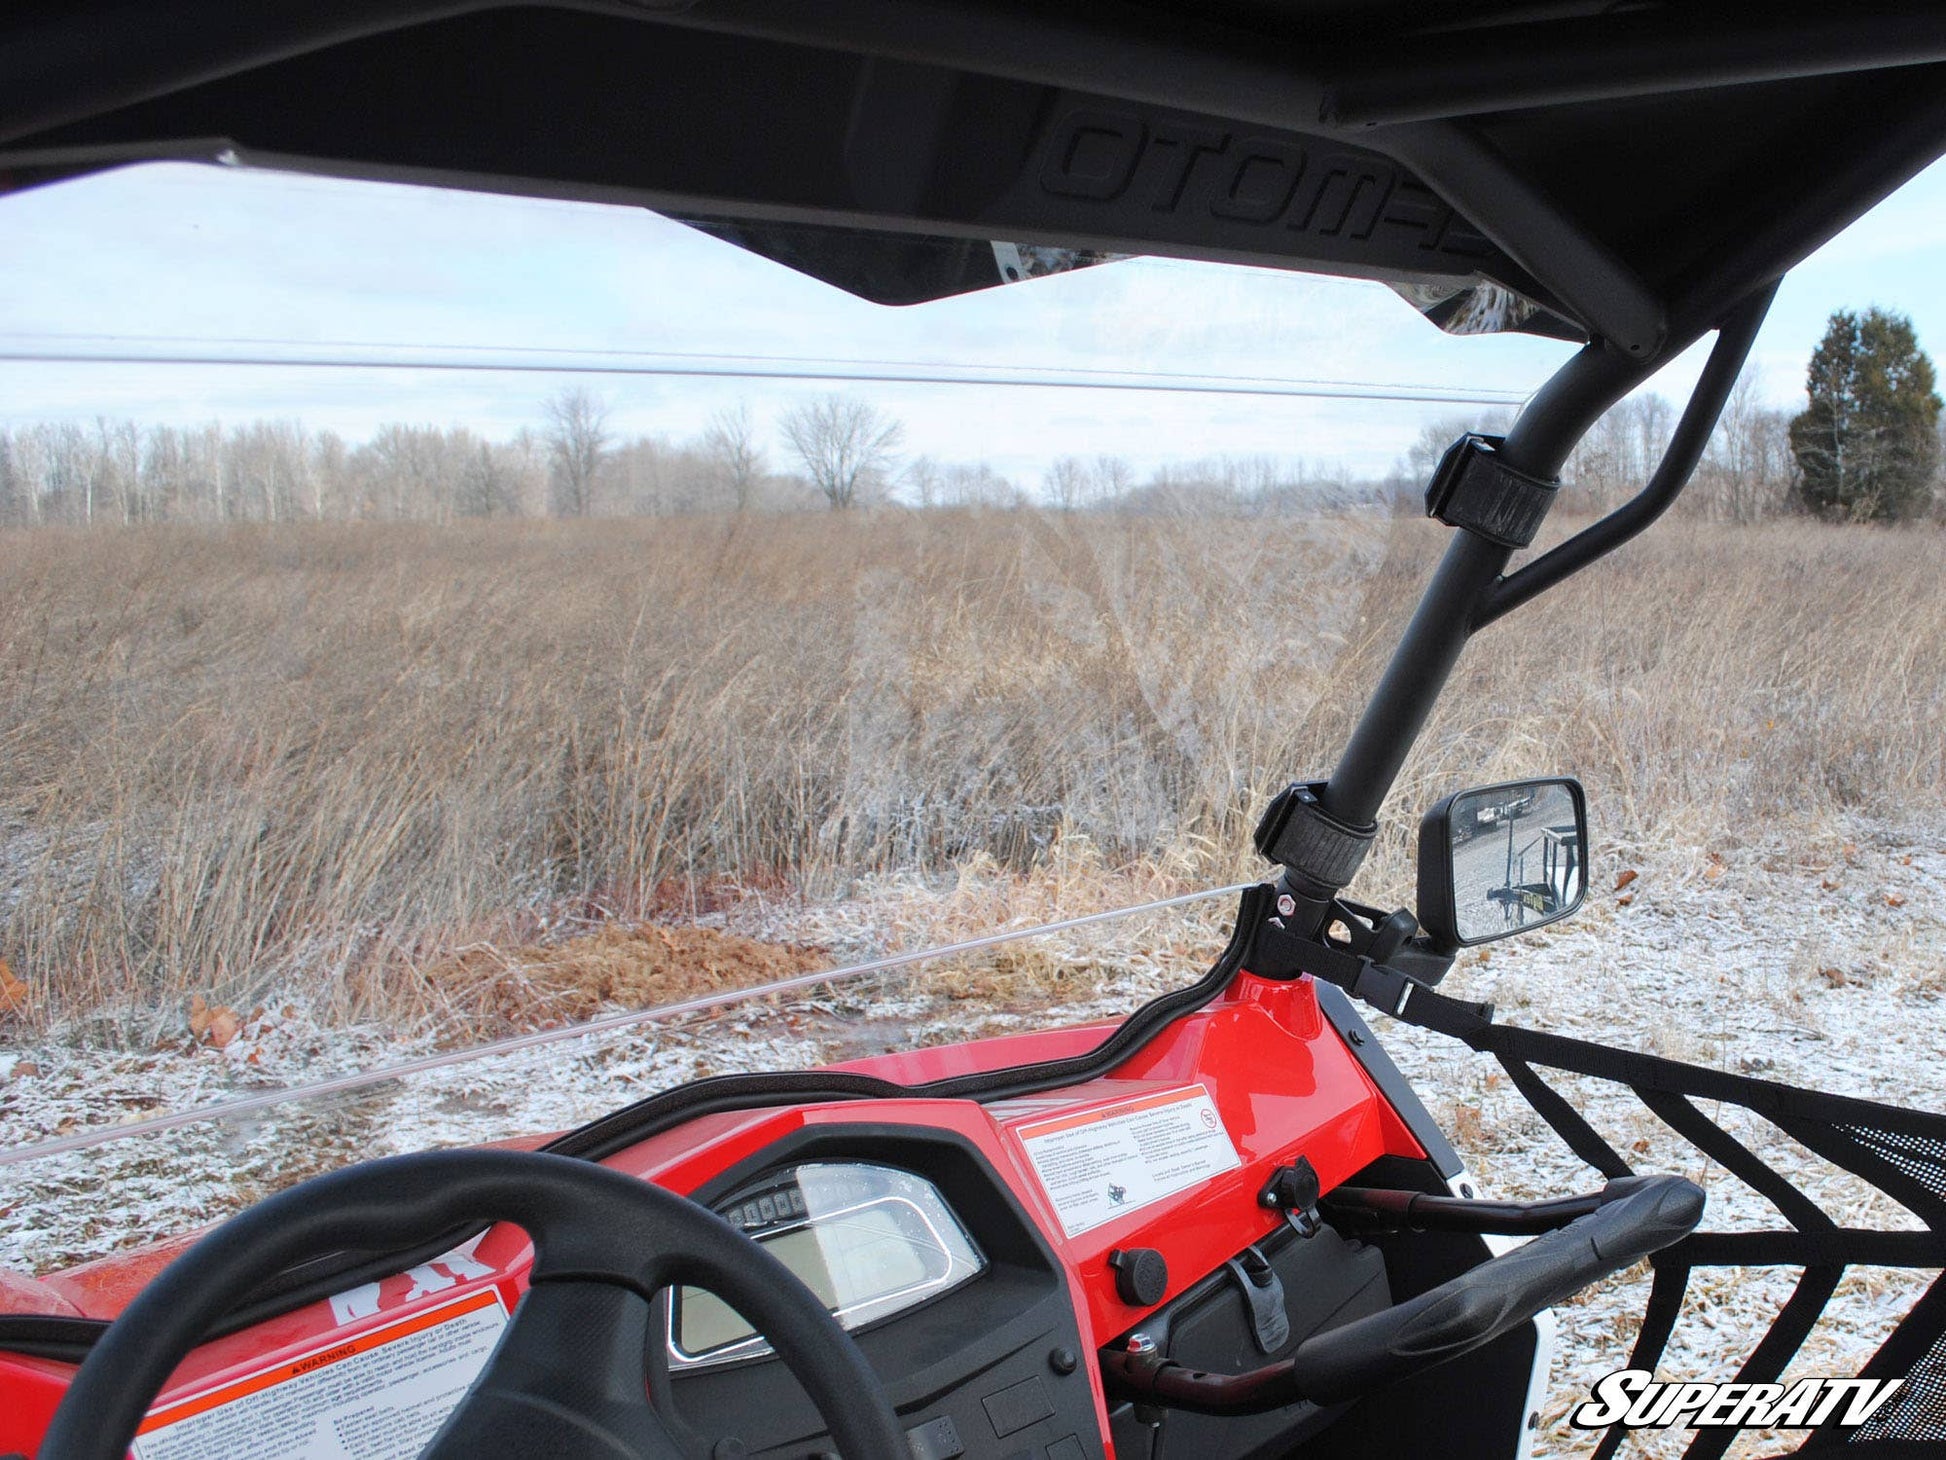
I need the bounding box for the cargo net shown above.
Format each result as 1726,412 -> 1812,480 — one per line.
1462,1022 -> 1946,1460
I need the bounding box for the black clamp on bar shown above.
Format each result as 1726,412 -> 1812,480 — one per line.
1241,906 -> 1493,1040
1425,433 -> 1559,549
1253,782 -> 1376,896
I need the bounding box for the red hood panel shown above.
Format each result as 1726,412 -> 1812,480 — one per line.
0,973 -> 1423,1455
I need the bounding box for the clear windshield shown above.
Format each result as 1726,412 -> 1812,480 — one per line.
2,159 -> 1944,1459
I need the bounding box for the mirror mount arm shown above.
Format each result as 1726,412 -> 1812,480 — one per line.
1292,331 -> 1661,890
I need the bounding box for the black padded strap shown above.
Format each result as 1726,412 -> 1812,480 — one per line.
1425,433 -> 1560,548
1253,781 -> 1376,894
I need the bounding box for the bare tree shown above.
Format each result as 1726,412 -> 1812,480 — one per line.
365,424 -> 452,521
1696,369 -> 1793,523
939,461 -> 1019,508
1569,395 -> 1674,513
544,386 -> 611,517
1091,454 -> 1134,506
459,437 -> 520,518
1048,456 -> 1089,511
903,455 -> 942,508
779,396 -> 902,510
95,417 -> 142,525
701,403 -> 766,512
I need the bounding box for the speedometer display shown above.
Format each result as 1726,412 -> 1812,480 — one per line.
672,1162 -> 984,1366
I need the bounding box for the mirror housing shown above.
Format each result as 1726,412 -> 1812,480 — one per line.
1418,778 -> 1587,949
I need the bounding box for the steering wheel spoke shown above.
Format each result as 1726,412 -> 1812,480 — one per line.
419,1281 -> 682,1460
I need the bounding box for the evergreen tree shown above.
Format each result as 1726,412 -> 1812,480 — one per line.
1789,308 -> 1942,521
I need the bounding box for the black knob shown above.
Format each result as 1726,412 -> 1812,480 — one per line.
1107,1247 -> 1169,1306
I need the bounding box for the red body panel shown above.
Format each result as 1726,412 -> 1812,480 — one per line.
0,972 -> 1426,1456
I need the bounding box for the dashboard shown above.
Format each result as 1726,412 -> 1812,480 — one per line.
671,1161 -> 986,1368
655,1126 -> 1100,1460
0,977 -> 1469,1460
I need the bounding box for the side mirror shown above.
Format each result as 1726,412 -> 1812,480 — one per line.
1418,777 -> 1587,949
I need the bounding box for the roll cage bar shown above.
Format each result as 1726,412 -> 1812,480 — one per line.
1287,280 -> 1777,926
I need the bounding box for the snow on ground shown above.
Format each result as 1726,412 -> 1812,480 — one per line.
1377,816 -> 1946,1459
1,817 -> 1943,1458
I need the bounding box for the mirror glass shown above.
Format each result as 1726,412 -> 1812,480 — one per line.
1446,780 -> 1584,943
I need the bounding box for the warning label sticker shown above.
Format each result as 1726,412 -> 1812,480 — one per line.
1015,1085 -> 1241,1238
133,1287 -> 508,1460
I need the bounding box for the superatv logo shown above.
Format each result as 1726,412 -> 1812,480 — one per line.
1570,1369 -> 1904,1431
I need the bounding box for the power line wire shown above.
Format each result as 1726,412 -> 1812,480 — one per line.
0,333 -> 1532,408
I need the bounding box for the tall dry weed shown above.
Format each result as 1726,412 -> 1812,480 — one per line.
0,512 -> 1937,1028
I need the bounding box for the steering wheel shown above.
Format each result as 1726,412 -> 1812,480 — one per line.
39,1149 -> 910,1460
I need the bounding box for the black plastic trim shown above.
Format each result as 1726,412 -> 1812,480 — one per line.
1312,982 -> 1464,1180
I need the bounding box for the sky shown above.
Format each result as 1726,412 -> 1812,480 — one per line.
4,154 -> 1946,487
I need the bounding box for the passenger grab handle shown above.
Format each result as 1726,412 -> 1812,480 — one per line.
1323,1173 -> 1677,1237
1101,1174 -> 1703,1415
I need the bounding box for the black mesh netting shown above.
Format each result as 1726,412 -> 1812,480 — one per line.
1450,1022 -> 1946,1460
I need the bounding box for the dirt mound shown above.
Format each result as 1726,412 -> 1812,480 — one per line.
422,923 -> 826,1035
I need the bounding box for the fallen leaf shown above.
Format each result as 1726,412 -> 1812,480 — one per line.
1615,869 -> 1639,891
190,995 -> 242,1047
1631,1137 -> 1652,1154
1887,892 -> 1907,908
1821,967 -> 1848,987
246,1048 -> 262,1065
0,959 -> 28,1017
1617,894 -> 1635,907
10,1060 -> 39,1079
1704,863 -> 1725,881
1903,855 -> 1915,866
1821,878 -> 1841,891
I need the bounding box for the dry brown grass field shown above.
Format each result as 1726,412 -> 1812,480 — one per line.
0,509 -> 1939,1033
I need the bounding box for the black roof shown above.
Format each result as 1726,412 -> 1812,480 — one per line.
5,2 -> 1945,360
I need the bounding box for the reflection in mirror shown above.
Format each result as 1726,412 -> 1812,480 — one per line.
1447,781 -> 1584,944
